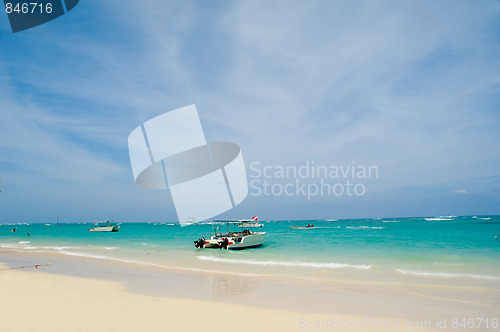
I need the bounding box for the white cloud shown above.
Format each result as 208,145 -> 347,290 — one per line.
453,189 -> 468,195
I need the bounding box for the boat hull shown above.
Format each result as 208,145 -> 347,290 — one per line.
88,226 -> 120,232
227,243 -> 263,250
227,232 -> 265,250
199,232 -> 266,250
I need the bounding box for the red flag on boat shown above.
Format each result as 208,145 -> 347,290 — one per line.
251,216 -> 258,221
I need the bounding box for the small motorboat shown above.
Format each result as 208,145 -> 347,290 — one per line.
290,223 -> 315,230
88,221 -> 120,232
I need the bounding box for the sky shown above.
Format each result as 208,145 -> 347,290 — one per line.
0,0 -> 499,222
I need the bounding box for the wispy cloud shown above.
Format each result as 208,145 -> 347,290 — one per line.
453,189 -> 468,195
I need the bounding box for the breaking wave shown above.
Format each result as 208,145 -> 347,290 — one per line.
196,256 -> 372,270
396,269 -> 499,280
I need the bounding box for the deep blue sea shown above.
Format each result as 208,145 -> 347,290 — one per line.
1,216 -> 499,283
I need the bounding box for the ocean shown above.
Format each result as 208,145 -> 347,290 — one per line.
1,216 -> 499,285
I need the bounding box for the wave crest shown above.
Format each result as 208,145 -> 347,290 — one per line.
396,269 -> 499,280
196,256 -> 372,270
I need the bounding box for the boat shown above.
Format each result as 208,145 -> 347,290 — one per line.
88,221 -> 120,232
194,219 -> 265,250
290,223 -> 315,229
238,222 -> 263,228
237,216 -> 263,228
182,217 -> 196,226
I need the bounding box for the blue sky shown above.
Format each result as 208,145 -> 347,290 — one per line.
0,0 -> 499,222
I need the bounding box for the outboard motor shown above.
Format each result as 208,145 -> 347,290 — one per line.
194,237 -> 205,248
198,238 -> 205,248
221,238 -> 229,249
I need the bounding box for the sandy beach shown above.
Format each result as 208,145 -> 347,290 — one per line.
0,262 -> 408,332
1,251 -> 499,331
1,262 -> 317,332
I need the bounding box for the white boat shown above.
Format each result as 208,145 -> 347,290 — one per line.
237,216 -> 263,228
88,221 -> 120,232
290,225 -> 316,229
238,221 -> 263,228
182,217 -> 196,226
194,219 -> 265,250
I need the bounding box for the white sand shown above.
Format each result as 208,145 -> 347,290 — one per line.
0,263 -> 434,332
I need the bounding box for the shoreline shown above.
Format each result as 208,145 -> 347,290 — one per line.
1,250 -> 499,331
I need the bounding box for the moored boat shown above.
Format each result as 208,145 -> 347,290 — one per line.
194,219 -> 265,250
88,221 -> 120,232
237,216 -> 263,228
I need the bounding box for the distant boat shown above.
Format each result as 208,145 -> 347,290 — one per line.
88,221 -> 120,232
238,222 -> 263,228
237,216 -> 263,228
183,217 -> 196,225
290,224 -> 316,230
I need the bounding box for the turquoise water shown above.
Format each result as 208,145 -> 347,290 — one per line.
1,216 -> 499,282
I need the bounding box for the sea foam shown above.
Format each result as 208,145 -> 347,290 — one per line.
346,226 -> 384,230
396,269 -> 499,280
196,256 -> 372,270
